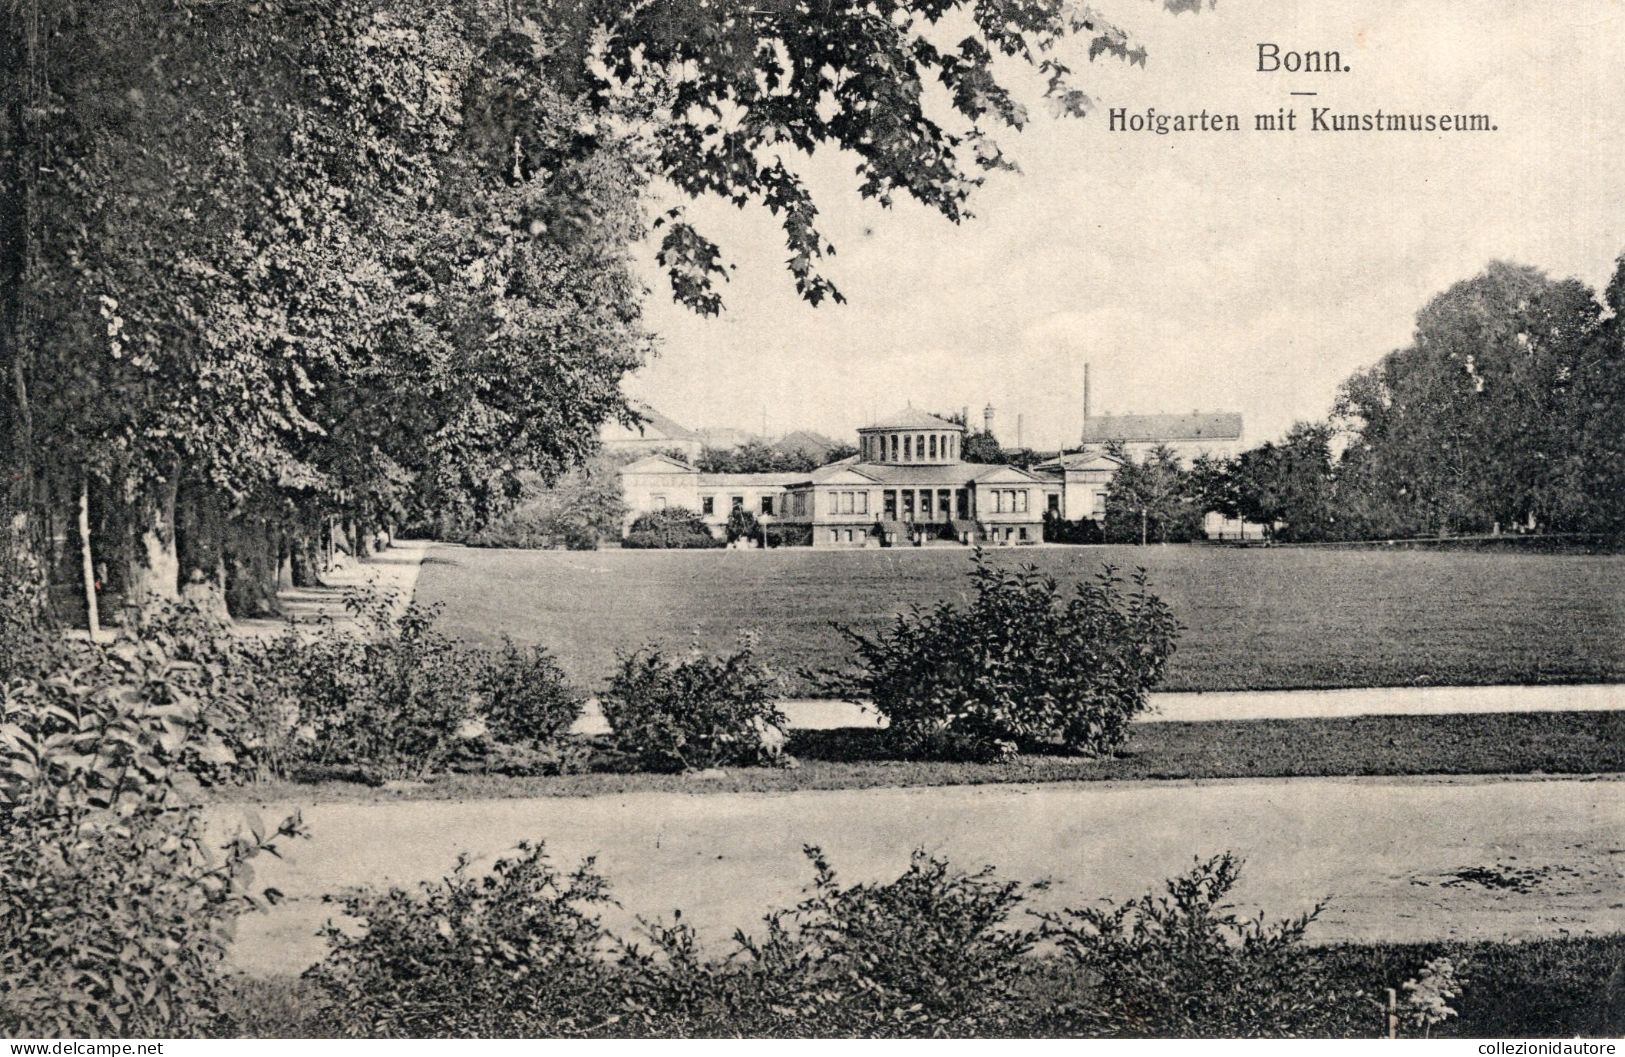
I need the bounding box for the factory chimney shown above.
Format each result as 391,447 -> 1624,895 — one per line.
1083,362 -> 1091,422
983,402 -> 995,436
1016,414 -> 1024,450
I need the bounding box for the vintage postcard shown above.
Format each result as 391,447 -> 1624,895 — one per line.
1,0 -> 1621,1046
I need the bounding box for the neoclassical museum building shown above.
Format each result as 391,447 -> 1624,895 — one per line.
615,408 -> 1118,547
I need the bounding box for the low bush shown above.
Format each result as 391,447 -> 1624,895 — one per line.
621,507 -> 720,549
630,846 -> 1038,1037
598,641 -> 788,772
724,507 -> 759,544
0,600 -> 300,1038
287,844 -> 1474,1039
834,550 -> 1180,761
481,638 -> 585,748
265,596 -> 485,783
1040,852 -> 1363,1037
1042,511 -> 1104,544
764,522 -> 813,548
305,843 -> 622,1037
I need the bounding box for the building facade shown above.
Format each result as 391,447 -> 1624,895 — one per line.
1080,411 -> 1245,462
599,402 -> 705,461
619,408 -> 1061,547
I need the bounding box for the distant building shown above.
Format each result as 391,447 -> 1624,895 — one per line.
692,426 -> 760,450
599,402 -> 703,461
773,429 -> 843,463
1080,411 -> 1245,462
619,408 -> 1058,546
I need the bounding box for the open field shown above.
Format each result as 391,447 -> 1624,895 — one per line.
211,711 -> 1625,803
415,544 -> 1625,694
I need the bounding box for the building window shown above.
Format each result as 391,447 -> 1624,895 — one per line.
916,434 -> 925,460
702,496 -> 714,515
760,496 -> 774,515
839,491 -> 854,514
845,529 -> 854,543
928,435 -> 937,460
653,494 -> 668,510
1047,494 -> 1060,514
1092,490 -> 1107,518
830,529 -> 839,544
890,435 -> 898,461
883,490 -> 897,518
1019,526 -> 1028,541
857,492 -> 869,515
903,436 -> 912,462
1015,490 -> 1028,513
993,490 -> 1005,513
902,491 -> 915,519
731,495 -> 744,511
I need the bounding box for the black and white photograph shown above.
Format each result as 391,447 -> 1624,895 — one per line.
2,0 -> 1624,1045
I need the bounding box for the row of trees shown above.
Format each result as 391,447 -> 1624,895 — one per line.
1201,261 -> 1625,543
1,0 -> 1176,621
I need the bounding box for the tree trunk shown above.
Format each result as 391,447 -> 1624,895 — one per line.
77,481 -> 99,636
125,474 -> 181,613
225,511 -> 283,619
289,509 -> 327,588
175,483 -> 231,624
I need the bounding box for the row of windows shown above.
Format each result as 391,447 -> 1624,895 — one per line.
654,487 -> 1037,519
832,491 -> 869,514
988,489 -> 1030,513
863,432 -> 958,463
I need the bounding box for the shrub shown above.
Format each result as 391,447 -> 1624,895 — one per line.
305,843 -> 622,1037
1042,511 -> 1104,545
1040,853 -> 1363,1037
285,596 -> 485,783
598,641 -> 788,772
764,522 -> 813,548
836,550 -> 1179,761
631,847 -> 1038,1037
724,507 -> 759,543
0,613 -> 300,1037
481,638 -> 585,747
622,507 -> 720,549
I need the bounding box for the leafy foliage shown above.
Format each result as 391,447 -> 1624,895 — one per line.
835,550 -> 1179,760
306,842 -> 621,1038
459,461 -> 628,551
1040,853 -> 1361,1037
622,507 -> 722,549
724,506 -> 760,544
1103,443 -> 1207,544
0,582 -> 300,1037
481,639 -> 585,750
599,641 -> 788,772
632,846 -> 1037,1037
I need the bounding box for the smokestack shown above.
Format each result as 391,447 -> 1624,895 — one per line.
961,405 -> 969,428
1017,414 -> 1024,450
983,402 -> 995,436
1083,362 -> 1091,423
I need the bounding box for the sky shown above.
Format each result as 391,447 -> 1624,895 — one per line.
621,0 -> 1625,451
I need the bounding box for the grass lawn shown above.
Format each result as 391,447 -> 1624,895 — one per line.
221,934 -> 1625,1038
210,710 -> 1625,803
414,544 -> 1625,695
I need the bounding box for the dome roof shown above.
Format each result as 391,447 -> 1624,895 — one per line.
860,408 -> 964,432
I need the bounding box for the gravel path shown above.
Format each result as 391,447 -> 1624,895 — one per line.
220,774 -> 1625,976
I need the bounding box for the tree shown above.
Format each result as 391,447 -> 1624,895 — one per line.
1226,423 -> 1335,542
724,507 -> 761,545
961,431 -> 1006,464
1333,261 -> 1604,536
467,458 -> 629,550
1102,444 -> 1203,544
2,0 -> 1200,619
